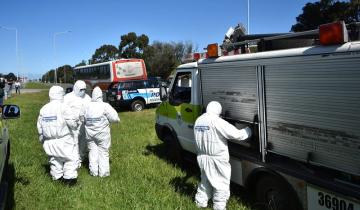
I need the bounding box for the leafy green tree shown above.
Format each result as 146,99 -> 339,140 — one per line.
144,41 -> 193,79
91,45 -> 119,64
57,65 -> 74,83
291,0 -> 360,32
75,60 -> 87,67
119,32 -> 149,58
42,70 -> 55,83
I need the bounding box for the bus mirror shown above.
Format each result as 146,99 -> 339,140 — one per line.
160,84 -> 168,101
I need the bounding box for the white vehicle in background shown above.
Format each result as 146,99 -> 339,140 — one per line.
155,21 -> 360,210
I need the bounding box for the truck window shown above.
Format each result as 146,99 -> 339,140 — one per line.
169,72 -> 192,104
132,81 -> 146,89
147,79 -> 160,88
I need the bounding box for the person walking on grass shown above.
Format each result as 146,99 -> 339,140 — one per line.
37,86 -> 79,186
194,101 -> 252,210
80,86 -> 119,177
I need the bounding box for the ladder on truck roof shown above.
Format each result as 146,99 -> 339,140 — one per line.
221,22 -> 360,53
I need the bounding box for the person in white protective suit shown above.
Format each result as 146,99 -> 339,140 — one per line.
37,86 -> 79,185
64,80 -> 91,167
194,101 -> 252,210
80,86 -> 120,177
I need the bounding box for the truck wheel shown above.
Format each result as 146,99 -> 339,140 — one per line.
131,100 -> 144,112
255,174 -> 301,210
164,134 -> 183,165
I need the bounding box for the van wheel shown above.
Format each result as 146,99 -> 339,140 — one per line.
131,100 -> 144,112
254,174 -> 301,210
164,134 -> 183,165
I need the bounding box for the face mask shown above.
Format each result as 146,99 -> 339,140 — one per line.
78,89 -> 86,97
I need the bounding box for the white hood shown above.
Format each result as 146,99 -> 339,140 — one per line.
49,86 -> 64,101
73,80 -> 86,97
206,101 -> 222,116
92,86 -> 103,102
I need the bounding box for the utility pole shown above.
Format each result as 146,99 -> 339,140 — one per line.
53,30 -> 71,84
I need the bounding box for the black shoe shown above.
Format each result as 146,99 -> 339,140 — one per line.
62,178 -> 77,186
55,177 -> 63,182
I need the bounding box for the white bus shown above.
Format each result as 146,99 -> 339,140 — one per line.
74,59 -> 148,90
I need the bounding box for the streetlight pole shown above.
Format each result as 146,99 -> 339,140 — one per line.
53,30 -> 71,84
247,0 -> 250,34
0,26 -> 19,80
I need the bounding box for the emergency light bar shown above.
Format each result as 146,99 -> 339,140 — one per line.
319,21 -> 348,45
182,52 -> 207,63
207,43 -> 220,58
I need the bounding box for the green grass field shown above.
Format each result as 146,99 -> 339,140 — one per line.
23,82 -> 51,89
4,91 -> 252,210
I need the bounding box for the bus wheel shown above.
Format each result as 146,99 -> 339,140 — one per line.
131,100 -> 144,112
254,174 -> 300,210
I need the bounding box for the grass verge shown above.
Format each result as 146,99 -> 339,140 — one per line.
23,82 -> 51,89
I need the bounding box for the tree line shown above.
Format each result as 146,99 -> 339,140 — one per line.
42,0 -> 359,83
42,32 -> 194,83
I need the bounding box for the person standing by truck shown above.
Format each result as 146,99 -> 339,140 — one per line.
194,101 -> 251,210
80,86 -> 120,177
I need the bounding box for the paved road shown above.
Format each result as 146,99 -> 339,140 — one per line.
5,89 -> 44,98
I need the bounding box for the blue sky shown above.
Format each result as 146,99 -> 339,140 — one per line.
0,0 -> 317,79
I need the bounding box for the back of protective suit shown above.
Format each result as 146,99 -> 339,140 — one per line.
194,113 -> 231,160
194,101 -> 251,160
38,101 -> 72,140
82,87 -> 120,139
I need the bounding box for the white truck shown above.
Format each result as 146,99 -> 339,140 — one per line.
155,21 -> 360,210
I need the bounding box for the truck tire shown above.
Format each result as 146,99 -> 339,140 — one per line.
164,134 -> 183,165
255,174 -> 301,210
131,100 -> 145,112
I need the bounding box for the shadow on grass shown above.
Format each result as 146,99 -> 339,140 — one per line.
5,163 -> 31,210
144,143 -> 199,198
144,143 -> 254,209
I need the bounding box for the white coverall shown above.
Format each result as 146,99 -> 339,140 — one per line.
194,101 -> 252,210
37,86 -> 79,180
80,87 -> 120,177
64,80 -> 91,166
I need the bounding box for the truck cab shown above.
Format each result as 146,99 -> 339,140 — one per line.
156,63 -> 202,154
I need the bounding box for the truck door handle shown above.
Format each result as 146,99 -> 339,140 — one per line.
185,108 -> 192,112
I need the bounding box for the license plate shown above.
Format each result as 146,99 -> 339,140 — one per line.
307,185 -> 360,210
